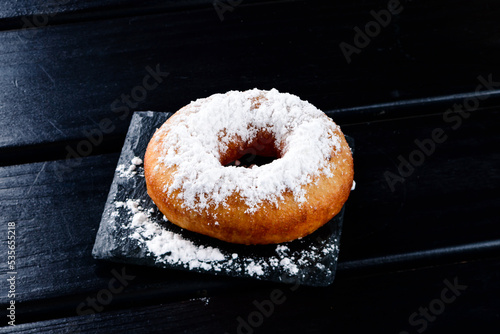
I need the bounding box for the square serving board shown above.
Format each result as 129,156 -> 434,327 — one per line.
92,111 -> 353,287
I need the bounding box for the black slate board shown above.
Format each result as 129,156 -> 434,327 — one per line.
92,111 -> 353,287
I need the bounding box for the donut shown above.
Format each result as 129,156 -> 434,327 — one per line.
144,89 -> 353,245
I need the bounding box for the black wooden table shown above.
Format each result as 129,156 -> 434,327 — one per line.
1,1 -> 499,333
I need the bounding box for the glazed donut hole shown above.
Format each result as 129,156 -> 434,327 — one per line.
220,130 -> 282,168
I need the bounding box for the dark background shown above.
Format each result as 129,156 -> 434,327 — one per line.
0,0 -> 499,333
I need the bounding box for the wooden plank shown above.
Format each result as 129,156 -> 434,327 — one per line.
0,0 -> 213,21
1,106 -> 498,313
1,0 -> 500,154
4,256 -> 500,333
339,107 -> 500,261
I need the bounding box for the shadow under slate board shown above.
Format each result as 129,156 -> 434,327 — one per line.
92,111 -> 354,287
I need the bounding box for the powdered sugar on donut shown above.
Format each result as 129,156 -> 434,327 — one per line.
152,89 -> 342,213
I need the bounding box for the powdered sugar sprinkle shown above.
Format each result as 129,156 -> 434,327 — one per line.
116,156 -> 144,179
150,89 -> 342,213
116,199 -> 226,270
110,196 -> 336,277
